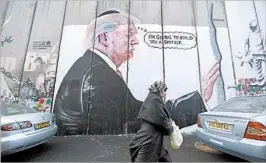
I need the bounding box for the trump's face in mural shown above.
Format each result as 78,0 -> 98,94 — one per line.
97,22 -> 139,67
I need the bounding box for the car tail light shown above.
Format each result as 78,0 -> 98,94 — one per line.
18,121 -> 32,129
1,123 -> 21,131
244,121 -> 266,141
197,116 -> 202,128
1,121 -> 32,131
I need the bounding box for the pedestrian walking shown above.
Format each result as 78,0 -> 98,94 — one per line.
129,81 -> 174,162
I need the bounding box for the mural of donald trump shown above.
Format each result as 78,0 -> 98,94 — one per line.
54,9 -> 220,135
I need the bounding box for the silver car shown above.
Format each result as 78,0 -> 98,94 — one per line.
1,103 -> 58,156
196,95 -> 266,162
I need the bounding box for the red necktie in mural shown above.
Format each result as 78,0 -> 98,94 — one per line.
116,69 -> 123,79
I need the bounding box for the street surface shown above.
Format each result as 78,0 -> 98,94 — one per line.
1,134 -> 246,162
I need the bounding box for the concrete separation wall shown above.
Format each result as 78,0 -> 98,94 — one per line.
1,0 -> 265,135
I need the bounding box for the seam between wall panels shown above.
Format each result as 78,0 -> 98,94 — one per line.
161,0 -> 165,83
223,1 -> 237,93
0,0 -> 10,38
51,1 -> 68,113
86,1 -> 99,135
192,1 -> 204,112
125,0 -> 131,135
192,1 -> 203,94
18,1 -> 38,97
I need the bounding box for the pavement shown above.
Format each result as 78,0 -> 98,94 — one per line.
1,134 -> 246,162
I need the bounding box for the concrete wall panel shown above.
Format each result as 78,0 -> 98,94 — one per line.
162,1 -> 202,128
225,1 -> 265,96
53,1 -> 97,101
126,1 -> 164,133
1,0 -> 265,136
0,0 -> 8,34
97,1 -> 129,15
20,1 -> 66,112
163,1 -> 195,26
64,1 -> 97,26
0,1 -> 36,100
194,1 -> 236,110
84,0 -> 130,135
253,0 -> 266,55
128,0 -> 163,100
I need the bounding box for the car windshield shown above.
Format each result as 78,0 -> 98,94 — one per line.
0,104 -> 37,116
212,95 -> 266,113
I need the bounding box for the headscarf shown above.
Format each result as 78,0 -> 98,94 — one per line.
148,81 -> 167,102
137,80 -> 172,134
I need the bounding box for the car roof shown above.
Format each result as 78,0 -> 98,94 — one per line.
210,94 -> 266,111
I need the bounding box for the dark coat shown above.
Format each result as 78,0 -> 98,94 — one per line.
54,49 -> 207,135
129,92 -> 173,162
54,49 -> 142,135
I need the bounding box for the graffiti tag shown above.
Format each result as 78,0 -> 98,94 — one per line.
228,78 -> 266,96
0,36 -> 13,47
0,67 -> 20,84
0,91 -> 52,113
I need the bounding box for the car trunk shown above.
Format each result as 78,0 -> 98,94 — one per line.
199,112 -> 262,140
6,113 -> 53,135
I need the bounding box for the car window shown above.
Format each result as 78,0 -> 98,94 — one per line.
212,96 -> 266,113
0,104 -> 37,116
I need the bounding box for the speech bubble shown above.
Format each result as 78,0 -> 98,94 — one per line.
144,32 -> 197,50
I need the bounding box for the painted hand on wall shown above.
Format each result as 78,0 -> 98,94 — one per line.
201,62 -> 220,102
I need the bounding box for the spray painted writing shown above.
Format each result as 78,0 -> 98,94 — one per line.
0,36 -> 13,47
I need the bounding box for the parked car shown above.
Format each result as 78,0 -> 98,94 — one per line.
196,95 -> 266,162
1,103 -> 58,156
